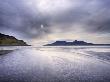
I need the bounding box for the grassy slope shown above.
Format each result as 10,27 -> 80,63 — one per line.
0,33 -> 28,46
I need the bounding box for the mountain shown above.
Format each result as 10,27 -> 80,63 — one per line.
0,33 -> 28,46
44,40 -> 110,46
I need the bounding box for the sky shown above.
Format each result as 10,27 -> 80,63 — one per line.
0,0 -> 110,45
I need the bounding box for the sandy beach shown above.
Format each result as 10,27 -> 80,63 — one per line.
0,46 -> 110,82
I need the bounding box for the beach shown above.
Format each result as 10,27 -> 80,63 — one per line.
0,46 -> 110,82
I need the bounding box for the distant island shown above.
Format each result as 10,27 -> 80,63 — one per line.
0,33 -> 29,46
44,40 -> 110,46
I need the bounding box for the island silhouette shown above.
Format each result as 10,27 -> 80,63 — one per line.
44,40 -> 110,46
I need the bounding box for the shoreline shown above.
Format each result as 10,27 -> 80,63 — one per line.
0,45 -> 31,46
0,50 -> 13,55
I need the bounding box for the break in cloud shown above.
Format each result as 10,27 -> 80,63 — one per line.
0,0 -> 110,44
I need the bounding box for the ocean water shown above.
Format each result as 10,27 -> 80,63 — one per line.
0,46 -> 110,82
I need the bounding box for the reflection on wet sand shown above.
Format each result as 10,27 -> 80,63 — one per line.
0,46 -> 110,82
0,50 -> 13,55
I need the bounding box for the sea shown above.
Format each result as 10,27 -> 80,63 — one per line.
0,46 -> 110,82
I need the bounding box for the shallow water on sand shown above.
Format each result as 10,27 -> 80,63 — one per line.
0,46 -> 110,82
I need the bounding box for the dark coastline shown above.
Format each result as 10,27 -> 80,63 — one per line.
44,40 -> 110,46
0,50 -> 13,55
0,45 -> 31,46
44,44 -> 110,46
0,33 -> 29,46
0,45 -> 31,55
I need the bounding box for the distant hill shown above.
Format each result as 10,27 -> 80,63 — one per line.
0,33 -> 28,46
44,40 -> 110,46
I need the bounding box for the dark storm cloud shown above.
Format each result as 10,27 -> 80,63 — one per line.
0,0 -> 110,39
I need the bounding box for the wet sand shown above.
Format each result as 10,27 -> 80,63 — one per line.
0,46 -> 110,82
0,50 -> 13,55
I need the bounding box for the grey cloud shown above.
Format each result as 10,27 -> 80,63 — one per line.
0,0 -> 110,39
52,0 -> 110,33
0,0 -> 51,38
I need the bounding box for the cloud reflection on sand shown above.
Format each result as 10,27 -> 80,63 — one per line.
0,46 -> 110,82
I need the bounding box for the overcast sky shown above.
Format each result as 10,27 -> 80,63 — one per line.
0,0 -> 110,45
